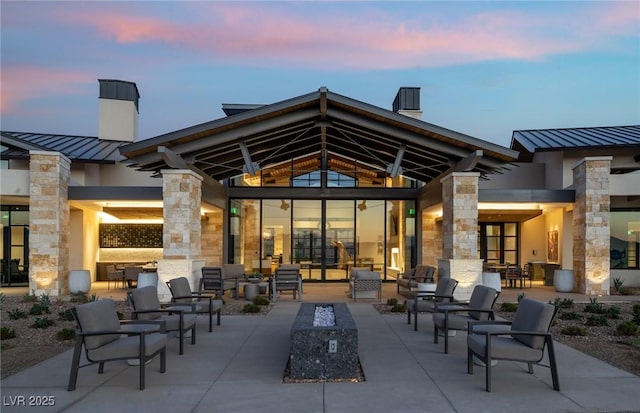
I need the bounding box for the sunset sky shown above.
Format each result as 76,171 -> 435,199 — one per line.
1,1 -> 639,147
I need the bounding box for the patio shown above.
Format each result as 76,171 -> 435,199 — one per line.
1,282 -> 640,412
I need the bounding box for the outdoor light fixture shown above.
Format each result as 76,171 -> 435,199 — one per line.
358,200 -> 367,211
280,200 -> 290,211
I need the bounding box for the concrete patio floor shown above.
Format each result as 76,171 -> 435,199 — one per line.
1,282 -> 640,413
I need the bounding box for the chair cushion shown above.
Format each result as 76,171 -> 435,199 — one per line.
467,334 -> 543,361
353,270 -> 380,280
406,298 -> 437,312
511,298 -> 555,349
161,313 -> 197,331
434,277 -> 458,302
433,312 -> 473,330
75,299 -> 121,349
168,277 -> 193,304
131,286 -> 163,320
87,331 -> 169,361
350,267 -> 370,279
413,266 -> 429,283
467,285 -> 497,320
222,264 -> 245,279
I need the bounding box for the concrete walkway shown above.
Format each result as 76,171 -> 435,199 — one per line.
2,283 -> 640,412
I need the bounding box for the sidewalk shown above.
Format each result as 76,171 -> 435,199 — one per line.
1,283 -> 640,412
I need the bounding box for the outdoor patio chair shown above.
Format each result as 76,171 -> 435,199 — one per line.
467,297 -> 560,392
128,286 -> 197,355
124,266 -> 143,288
432,285 -> 499,354
350,270 -> 382,302
200,266 -> 240,299
106,264 -> 124,290
166,277 -> 222,332
504,264 -> 523,288
271,266 -> 302,302
406,277 -> 458,331
68,298 -> 169,391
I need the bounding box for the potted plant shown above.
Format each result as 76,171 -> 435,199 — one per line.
247,272 -> 264,283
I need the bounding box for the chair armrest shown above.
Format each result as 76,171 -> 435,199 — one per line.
120,319 -> 167,333
468,319 -> 513,333
131,308 -> 185,316
442,307 -> 495,319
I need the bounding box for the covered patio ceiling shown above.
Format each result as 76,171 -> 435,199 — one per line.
119,87 -> 518,185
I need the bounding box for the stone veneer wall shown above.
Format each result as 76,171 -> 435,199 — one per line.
29,151 -> 70,296
439,172 -> 482,301
573,157 -> 612,295
162,169 -> 202,259
202,210 -> 223,266
421,214 -> 442,270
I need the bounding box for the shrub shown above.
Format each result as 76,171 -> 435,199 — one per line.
29,303 -> 51,316
253,295 -> 270,306
58,309 -> 75,321
559,311 -> 583,321
616,322 -> 639,336
585,315 -> 608,327
88,294 -> 99,302
500,302 -> 518,312
387,298 -> 398,306
1,326 -> 17,340
242,304 -> 261,313
0,292 -> 4,308
619,287 -> 635,296
7,309 -> 29,320
550,297 -> 574,309
517,293 -> 525,303
604,306 -> 621,319
390,303 -> 406,313
70,292 -> 89,303
22,290 -> 38,303
117,311 -> 124,320
39,293 -> 51,308
561,325 -> 587,336
31,317 -> 55,329
612,277 -> 624,292
56,328 -> 76,341
584,298 -> 606,314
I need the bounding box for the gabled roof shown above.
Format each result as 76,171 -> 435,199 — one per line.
120,87 -> 518,184
511,125 -> 640,161
0,132 -> 126,163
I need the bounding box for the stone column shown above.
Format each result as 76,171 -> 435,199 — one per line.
573,157 -> 612,295
438,172 -> 483,300
29,151 -> 70,296
159,169 -> 205,301
421,213 -> 441,268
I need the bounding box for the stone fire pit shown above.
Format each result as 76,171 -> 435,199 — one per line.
289,303 -> 359,380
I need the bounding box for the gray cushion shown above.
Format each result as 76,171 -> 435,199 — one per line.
467,285 -> 497,320
87,331 -> 168,361
511,298 -> 556,349
350,267 -> 370,279
75,299 -> 121,349
434,277 -> 457,302
168,277 -> 193,304
467,334 -> 543,361
354,271 -> 380,280
433,312 -> 472,330
131,286 -> 163,320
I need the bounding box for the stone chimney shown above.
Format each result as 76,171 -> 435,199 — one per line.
392,87 -> 422,120
98,79 -> 139,142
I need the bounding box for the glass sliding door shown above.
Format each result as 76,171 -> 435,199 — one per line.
325,200 -> 355,280
292,200 -> 322,280
355,199 -> 385,275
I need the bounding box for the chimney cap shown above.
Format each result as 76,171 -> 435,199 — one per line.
98,79 -> 140,112
392,87 -> 420,113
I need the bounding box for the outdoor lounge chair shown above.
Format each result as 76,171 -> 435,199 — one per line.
432,285 -> 499,353
271,265 -> 302,302
166,277 -> 222,332
128,286 -> 197,355
349,270 -> 382,301
200,266 -> 241,299
68,298 -> 169,391
467,297 -> 560,392
106,264 -> 124,290
406,277 -> 458,331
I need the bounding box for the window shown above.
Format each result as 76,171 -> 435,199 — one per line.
611,211 -> 640,269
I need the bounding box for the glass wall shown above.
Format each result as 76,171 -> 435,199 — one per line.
1,205 -> 30,286
478,222 -> 520,265
611,211 -> 640,269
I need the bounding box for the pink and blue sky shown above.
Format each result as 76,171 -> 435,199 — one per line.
1,1 -> 639,147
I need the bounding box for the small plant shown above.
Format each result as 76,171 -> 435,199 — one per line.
618,287 -> 635,296
39,293 -> 51,308
31,317 -> 55,329
550,297 -> 574,309
253,295 -> 270,306
561,325 -> 587,336
70,292 -> 89,303
584,315 -> 608,327
500,302 -> 518,312
517,293 -> 525,303
1,326 -> 17,340
247,272 -> 264,280
390,303 -> 406,313
56,328 -> 76,341
7,309 -> 29,320
633,304 -> 640,325
559,311 -> 583,321
88,293 -> 99,302
604,306 -> 621,319
584,298 -> 606,314
616,321 -> 639,336
387,298 -> 398,306
242,303 -> 261,313
58,309 -> 75,321
29,302 -> 51,316
117,311 -> 124,320
612,277 -> 624,292
22,290 -> 38,303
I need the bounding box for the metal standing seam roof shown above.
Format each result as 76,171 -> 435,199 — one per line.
0,131 -> 127,163
119,87 -> 519,184
511,125 -> 640,154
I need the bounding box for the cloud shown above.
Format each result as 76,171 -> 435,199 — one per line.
56,2 -> 639,70
1,66 -> 91,115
